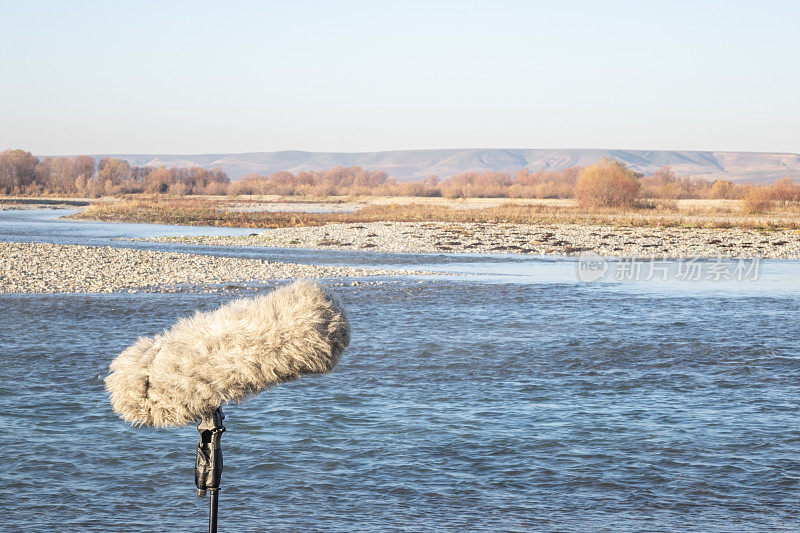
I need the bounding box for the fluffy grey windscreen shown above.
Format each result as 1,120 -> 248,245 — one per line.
105,280 -> 350,428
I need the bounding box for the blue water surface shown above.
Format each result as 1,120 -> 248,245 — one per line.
1,209 -> 799,532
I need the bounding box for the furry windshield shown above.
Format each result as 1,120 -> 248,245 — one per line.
105,280 -> 350,427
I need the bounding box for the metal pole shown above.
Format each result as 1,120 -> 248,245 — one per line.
209,489 -> 219,533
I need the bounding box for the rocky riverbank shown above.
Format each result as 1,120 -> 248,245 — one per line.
135,221 -> 800,259
0,198 -> 91,210
0,202 -> 76,210
0,241 -> 430,293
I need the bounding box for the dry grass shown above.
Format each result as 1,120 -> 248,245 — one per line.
72,197 -> 337,228
69,195 -> 800,230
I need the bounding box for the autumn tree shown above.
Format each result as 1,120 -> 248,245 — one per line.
170,167 -> 229,193
144,167 -> 173,193
575,158 -> 640,207
0,149 -> 39,193
770,177 -> 800,205
640,166 -> 679,199
74,156 -> 95,182
35,157 -> 87,194
98,158 -> 133,185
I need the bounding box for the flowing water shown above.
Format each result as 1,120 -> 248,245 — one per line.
2,210 -> 799,531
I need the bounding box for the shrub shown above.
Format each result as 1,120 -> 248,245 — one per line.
168,182 -> 189,196
575,158 -> 639,207
203,181 -> 228,195
395,176 -> 441,197
440,171 -> 512,198
742,186 -> 775,214
770,177 -> 800,205
709,179 -> 738,199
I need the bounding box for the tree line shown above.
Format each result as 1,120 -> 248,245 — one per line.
229,158 -> 800,212
2,149 -> 798,212
0,149 -> 229,196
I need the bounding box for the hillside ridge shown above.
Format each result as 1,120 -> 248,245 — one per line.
86,149 -> 800,183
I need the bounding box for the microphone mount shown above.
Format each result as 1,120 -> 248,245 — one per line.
195,407 -> 225,533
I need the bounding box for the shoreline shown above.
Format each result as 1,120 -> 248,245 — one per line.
0,241 -> 433,294
133,221 -> 800,259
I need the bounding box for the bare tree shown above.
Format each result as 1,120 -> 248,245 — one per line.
0,149 -> 39,193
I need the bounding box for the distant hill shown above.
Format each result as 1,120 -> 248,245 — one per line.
96,149 -> 800,183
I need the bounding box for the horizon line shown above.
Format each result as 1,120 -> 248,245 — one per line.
24,147 -> 800,158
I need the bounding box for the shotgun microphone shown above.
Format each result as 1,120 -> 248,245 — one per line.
105,280 -> 350,428
106,280 -> 350,532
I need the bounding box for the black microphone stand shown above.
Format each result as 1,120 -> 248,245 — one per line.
196,407 -> 225,533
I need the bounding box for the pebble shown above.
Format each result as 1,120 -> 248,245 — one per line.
0,242 -> 432,294
136,221 -> 800,259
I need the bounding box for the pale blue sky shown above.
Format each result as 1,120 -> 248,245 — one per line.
1,0 -> 798,154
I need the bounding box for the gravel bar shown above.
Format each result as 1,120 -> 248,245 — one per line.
136,221 -> 800,259
0,241 -> 430,293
